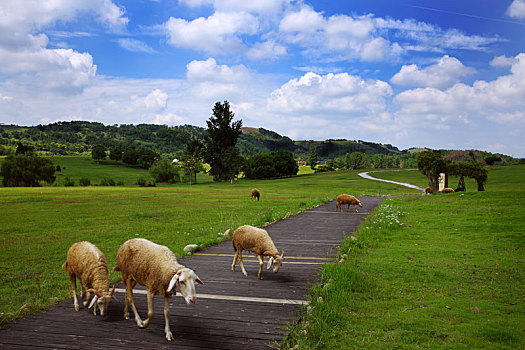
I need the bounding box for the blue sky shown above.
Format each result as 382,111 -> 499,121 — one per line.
1,0 -> 525,157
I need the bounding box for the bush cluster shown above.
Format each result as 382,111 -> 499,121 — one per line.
243,151 -> 298,179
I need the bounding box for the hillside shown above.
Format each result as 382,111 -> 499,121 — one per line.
0,121 -> 406,160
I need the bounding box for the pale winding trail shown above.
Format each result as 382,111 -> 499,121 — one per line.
358,169 -> 426,193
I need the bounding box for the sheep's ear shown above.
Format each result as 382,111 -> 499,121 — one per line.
280,250 -> 284,258
194,274 -> 204,285
167,273 -> 179,293
267,257 -> 274,269
88,295 -> 99,309
109,285 -> 116,296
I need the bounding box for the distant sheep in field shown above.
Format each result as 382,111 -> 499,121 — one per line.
336,194 -> 363,213
425,187 -> 433,195
114,238 -> 203,341
62,241 -> 116,316
441,188 -> 455,193
231,225 -> 284,280
251,188 -> 260,201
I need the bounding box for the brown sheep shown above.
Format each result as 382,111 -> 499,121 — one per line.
62,241 -> 116,316
251,188 -> 260,200
231,225 -> 284,280
441,187 -> 455,193
336,194 -> 363,213
114,238 -> 203,341
425,187 -> 433,195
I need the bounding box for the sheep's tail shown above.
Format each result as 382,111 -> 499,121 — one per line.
61,261 -> 67,270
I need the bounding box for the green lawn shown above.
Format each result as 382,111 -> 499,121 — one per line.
283,165 -> 525,349
0,161 -> 413,325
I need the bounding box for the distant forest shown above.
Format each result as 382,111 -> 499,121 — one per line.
0,121 -> 408,160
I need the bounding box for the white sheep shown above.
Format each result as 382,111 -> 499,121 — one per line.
114,238 -> 203,341
231,225 -> 284,280
62,241 -> 116,316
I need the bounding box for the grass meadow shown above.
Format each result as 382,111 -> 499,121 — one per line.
0,159 -> 413,326
283,165 -> 525,349
0,158 -> 523,349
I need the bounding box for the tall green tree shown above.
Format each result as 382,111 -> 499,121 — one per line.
308,144 -> 318,170
204,101 -> 243,182
417,150 -> 447,193
149,159 -> 180,183
91,144 -> 106,162
1,153 -> 55,187
181,140 -> 205,185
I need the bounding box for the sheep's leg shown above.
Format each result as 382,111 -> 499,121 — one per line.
231,251 -> 239,272
354,204 -> 359,213
257,255 -> 264,280
238,252 -> 248,276
125,279 -> 143,327
123,278 -> 136,320
164,296 -> 173,341
84,288 -> 91,308
140,289 -> 154,329
70,275 -> 80,312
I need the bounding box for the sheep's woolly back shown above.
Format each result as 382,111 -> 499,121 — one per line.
115,238 -> 184,296
63,241 -> 110,293
337,194 -> 360,204
232,225 -> 279,257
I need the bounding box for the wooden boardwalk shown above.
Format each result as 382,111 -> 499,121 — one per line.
0,197 -> 384,349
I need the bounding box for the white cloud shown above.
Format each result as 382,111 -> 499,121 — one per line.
186,58 -> 251,83
508,0 -> 525,19
394,53 -> 525,129
0,0 -> 128,33
246,40 -> 287,60
179,0 -> 289,15
267,72 -> 392,118
374,17 -> 501,53
117,39 -> 156,53
142,89 -> 169,111
164,12 -> 259,54
391,55 -> 475,89
490,55 -> 518,67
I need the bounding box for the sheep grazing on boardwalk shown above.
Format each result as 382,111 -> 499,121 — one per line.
425,187 -> 433,195
251,188 -> 260,201
114,238 -> 203,341
62,241 -> 116,316
336,194 -> 363,213
231,225 -> 284,280
441,187 -> 455,193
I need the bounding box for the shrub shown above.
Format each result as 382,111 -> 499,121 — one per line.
64,176 -> 75,186
79,177 -> 91,186
149,159 -> 180,183
100,178 -> 116,186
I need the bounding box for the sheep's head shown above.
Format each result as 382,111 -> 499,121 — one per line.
167,268 -> 203,305
87,285 -> 116,316
357,200 -> 363,207
267,250 -> 284,273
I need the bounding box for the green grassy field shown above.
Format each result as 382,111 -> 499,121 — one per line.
283,165 -> 525,349
1,159 -> 523,350
0,159 -> 414,325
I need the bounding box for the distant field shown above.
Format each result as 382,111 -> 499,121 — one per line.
0,162 -> 414,325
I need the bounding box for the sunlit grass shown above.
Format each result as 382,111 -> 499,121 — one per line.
282,165 -> 525,349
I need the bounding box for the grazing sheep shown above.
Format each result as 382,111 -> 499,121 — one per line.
231,225 -> 284,280
441,187 -> 455,193
114,238 -> 203,341
335,194 -> 363,213
62,241 -> 116,316
425,187 -> 433,195
251,188 -> 260,201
